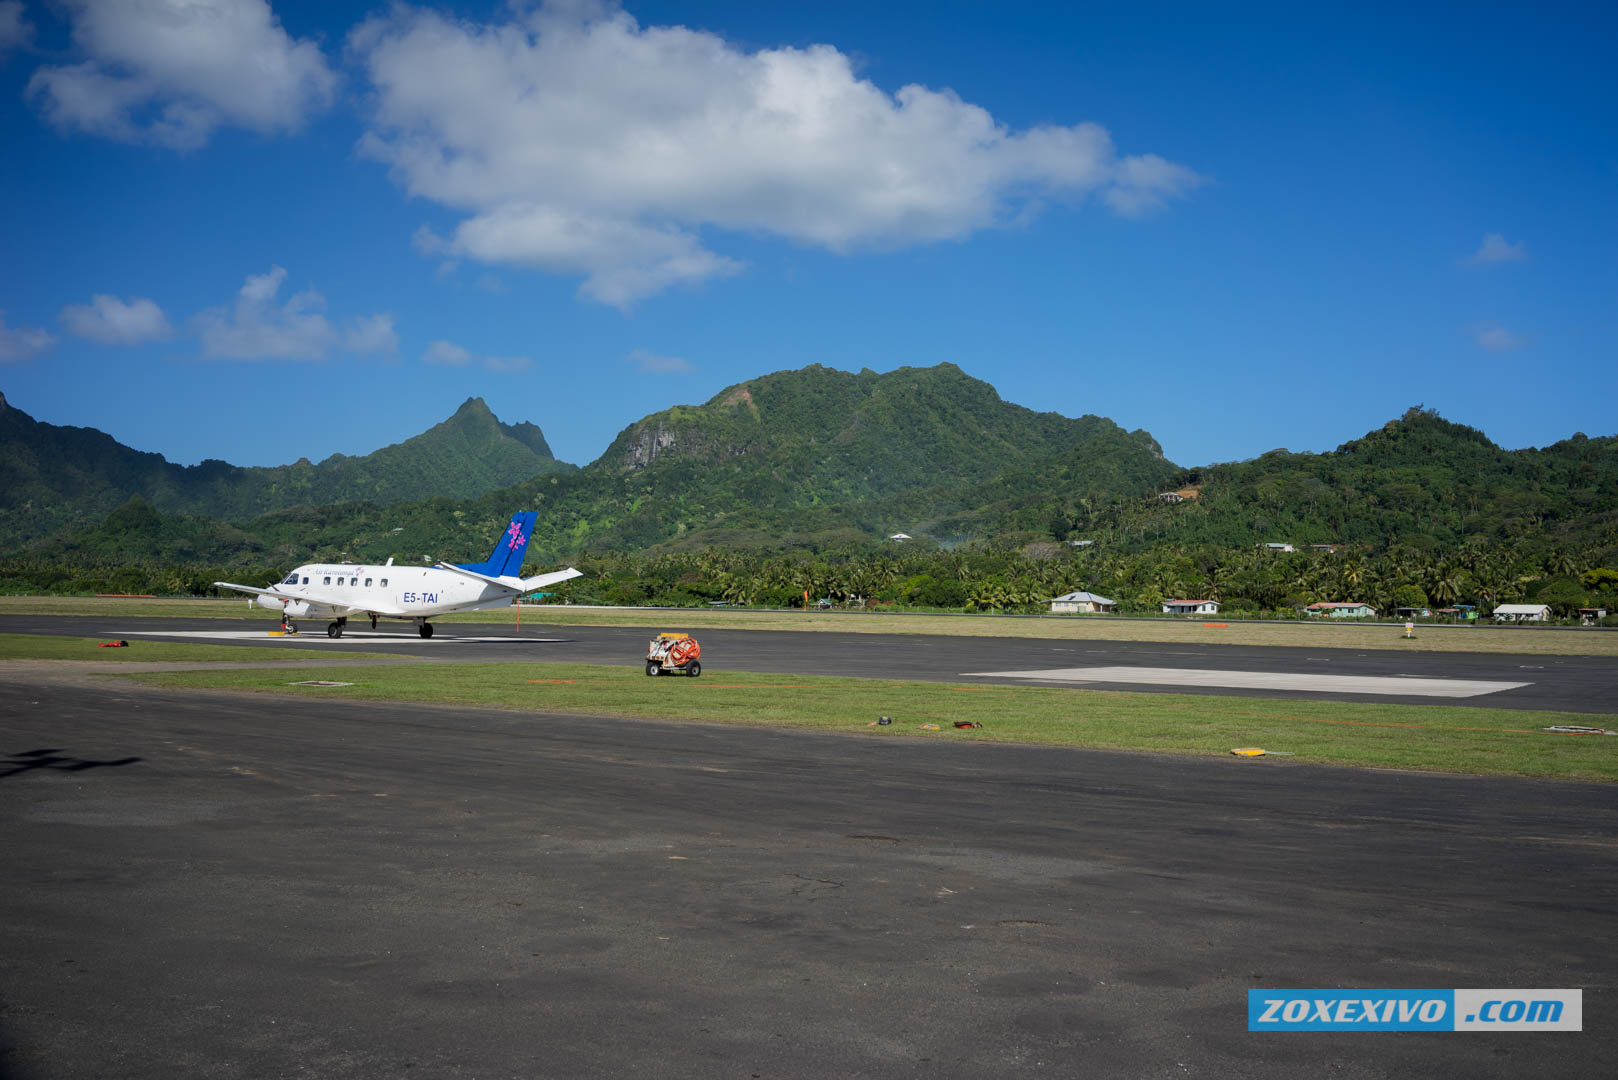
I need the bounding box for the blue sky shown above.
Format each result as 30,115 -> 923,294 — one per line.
1,0 -> 1613,471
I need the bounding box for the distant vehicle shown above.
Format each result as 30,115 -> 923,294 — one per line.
214,512 -> 581,638
646,633 -> 702,677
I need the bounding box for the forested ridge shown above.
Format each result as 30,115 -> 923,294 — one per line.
0,393 -> 572,546
2,374 -> 1614,620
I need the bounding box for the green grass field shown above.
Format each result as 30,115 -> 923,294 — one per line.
0,633 -> 395,663
124,661 -> 1618,782
2,594 -> 1614,657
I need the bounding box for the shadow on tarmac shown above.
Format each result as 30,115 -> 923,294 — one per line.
0,748 -> 142,780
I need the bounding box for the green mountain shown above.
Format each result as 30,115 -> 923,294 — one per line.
514,362 -> 1177,555
0,393 -> 574,546
11,363 -> 1178,572
8,376 -> 1615,614
1084,407 -> 1618,555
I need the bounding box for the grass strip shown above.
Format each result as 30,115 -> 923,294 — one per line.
124,661 -> 1618,782
3,594 -> 1612,657
0,633 -> 395,663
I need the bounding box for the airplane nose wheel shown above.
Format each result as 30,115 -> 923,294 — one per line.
418,622 -> 434,638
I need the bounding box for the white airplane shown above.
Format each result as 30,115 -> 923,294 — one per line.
214,512 -> 581,638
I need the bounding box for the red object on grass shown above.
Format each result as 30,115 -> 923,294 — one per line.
98,640 -> 129,648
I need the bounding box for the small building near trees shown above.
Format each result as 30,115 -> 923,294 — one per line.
1162,599 -> 1219,615
1493,603 -> 1552,622
1305,601 -> 1377,618
1050,591 -> 1116,614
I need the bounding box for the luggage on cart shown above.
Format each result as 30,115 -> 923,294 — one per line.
645,633 -> 702,677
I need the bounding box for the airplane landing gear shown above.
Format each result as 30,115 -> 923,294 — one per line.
418,622 -> 434,638
370,614 -> 378,630
327,617 -> 347,639
281,619 -> 297,634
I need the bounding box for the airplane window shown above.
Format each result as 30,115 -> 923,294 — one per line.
302,577 -> 309,584
365,578 -> 373,587
380,578 -> 388,587
324,577 -> 331,585
339,577 -> 347,586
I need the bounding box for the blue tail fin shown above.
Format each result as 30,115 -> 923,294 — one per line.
457,512 -> 537,577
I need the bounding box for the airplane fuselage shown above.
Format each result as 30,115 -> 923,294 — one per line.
215,511 -> 580,637
254,563 -> 520,621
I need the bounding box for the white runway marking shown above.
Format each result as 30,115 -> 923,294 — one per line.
113,630 -> 567,645
959,665 -> 1532,698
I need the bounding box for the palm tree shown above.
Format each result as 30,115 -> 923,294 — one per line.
1427,564 -> 1462,607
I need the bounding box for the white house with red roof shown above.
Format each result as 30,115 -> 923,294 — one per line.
1305,601 -> 1377,618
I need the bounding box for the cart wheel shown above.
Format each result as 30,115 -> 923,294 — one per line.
686,661 -> 701,678
646,661 -> 661,676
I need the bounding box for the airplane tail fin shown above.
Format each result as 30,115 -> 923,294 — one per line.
458,512 -> 537,578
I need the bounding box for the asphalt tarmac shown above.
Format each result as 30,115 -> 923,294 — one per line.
4,613 -> 1616,712
1,672 -> 1615,1079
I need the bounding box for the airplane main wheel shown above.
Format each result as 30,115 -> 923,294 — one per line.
327,622 -> 343,638
419,623 -> 434,638
685,661 -> 701,678
646,661 -> 661,676
284,621 -> 297,634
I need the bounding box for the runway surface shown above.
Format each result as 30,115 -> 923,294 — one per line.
4,613 -> 1616,712
1,677 -> 1613,1078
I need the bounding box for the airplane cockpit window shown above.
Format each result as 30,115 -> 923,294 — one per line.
283,572 -> 299,584
365,578 -> 373,587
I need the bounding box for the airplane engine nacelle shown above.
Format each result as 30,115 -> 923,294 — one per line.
255,596 -> 310,617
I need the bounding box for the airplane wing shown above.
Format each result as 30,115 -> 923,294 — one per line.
214,582 -> 303,602
213,581 -> 409,618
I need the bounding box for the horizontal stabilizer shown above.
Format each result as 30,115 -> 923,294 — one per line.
520,567 -> 583,592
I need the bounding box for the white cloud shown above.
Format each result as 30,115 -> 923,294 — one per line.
1462,233 -> 1527,267
1472,322 -> 1527,352
0,1 -> 35,58
192,266 -> 395,361
59,294 -> 173,344
0,310 -> 56,361
351,1 -> 1202,307
27,0 -> 337,150
344,313 -> 399,358
422,339 -> 472,366
422,339 -> 529,373
628,348 -> 692,375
